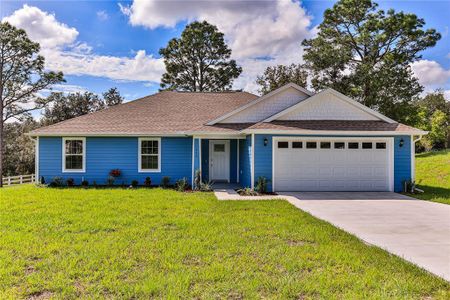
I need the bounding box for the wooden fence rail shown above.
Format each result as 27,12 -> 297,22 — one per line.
2,174 -> 35,186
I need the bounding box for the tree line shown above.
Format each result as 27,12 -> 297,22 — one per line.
1,0 -> 449,184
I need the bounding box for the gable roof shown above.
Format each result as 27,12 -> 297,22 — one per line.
263,88 -> 396,123
29,91 -> 258,136
206,83 -> 313,125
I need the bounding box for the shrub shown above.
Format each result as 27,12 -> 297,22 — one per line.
144,177 -> 152,187
175,177 -> 189,192
255,176 -> 269,194
49,176 -> 64,187
109,169 -> 121,177
237,187 -> 259,196
194,169 -> 201,190
66,178 -> 75,187
131,180 -> 139,188
40,176 -> 45,185
93,181 -> 98,188
199,181 -> 213,192
81,180 -> 89,187
161,176 -> 170,188
106,176 -> 115,186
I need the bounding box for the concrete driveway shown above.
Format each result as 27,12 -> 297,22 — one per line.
283,192 -> 450,281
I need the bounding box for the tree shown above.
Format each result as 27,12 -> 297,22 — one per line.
256,64 -> 308,95
302,0 -> 440,123
159,21 -> 242,92
4,118 -> 39,176
103,87 -> 124,107
41,92 -> 105,126
414,91 -> 450,150
0,22 -> 64,186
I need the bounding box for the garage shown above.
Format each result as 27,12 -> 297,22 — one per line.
273,137 -> 393,192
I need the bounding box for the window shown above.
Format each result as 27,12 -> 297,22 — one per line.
334,142 -> 345,149
306,142 -> 317,149
292,142 -> 303,149
214,144 -> 225,152
348,142 -> 359,149
63,138 -> 85,172
139,138 -> 161,172
362,142 -> 373,149
320,142 -> 331,149
278,141 -> 289,148
376,142 -> 386,149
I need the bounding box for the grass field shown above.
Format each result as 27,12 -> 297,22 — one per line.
1,186 -> 449,299
412,149 -> 450,205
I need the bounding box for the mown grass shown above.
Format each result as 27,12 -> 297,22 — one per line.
412,149 -> 450,205
1,186 -> 449,299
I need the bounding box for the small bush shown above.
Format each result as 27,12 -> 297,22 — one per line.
40,176 -> 46,185
175,177 -> 189,192
237,187 -> 259,196
144,177 -> 152,187
199,181 -> 213,192
106,176 -> 115,186
131,180 -> 139,188
66,178 -> 75,187
49,176 -> 64,187
93,181 -> 98,188
109,169 -> 121,177
161,176 -> 170,188
255,176 -> 269,194
81,180 -> 89,187
194,169 -> 201,190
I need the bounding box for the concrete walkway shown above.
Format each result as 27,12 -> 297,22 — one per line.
284,192 -> 450,281
214,190 -> 450,281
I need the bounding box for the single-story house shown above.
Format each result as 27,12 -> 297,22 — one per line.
28,83 -> 426,192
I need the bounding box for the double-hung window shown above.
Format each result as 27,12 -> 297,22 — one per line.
139,138 -> 161,172
63,137 -> 85,172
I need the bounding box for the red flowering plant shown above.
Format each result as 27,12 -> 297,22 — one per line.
109,169 -> 121,177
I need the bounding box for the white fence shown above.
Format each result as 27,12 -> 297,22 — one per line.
2,174 -> 36,186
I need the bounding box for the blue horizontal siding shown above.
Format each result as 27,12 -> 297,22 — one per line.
253,134 -> 412,192
239,135 -> 252,188
39,137 -> 193,185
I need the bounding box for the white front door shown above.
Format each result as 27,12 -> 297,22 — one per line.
209,140 -> 230,182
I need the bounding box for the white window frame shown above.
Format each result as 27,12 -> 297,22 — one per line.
62,137 -> 86,173
138,137 -> 161,172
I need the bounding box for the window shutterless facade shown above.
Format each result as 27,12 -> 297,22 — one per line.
138,138 -> 161,172
62,137 -> 85,172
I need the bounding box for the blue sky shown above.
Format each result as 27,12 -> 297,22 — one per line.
1,0 -> 449,105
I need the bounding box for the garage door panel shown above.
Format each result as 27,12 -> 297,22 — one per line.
274,138 -> 391,192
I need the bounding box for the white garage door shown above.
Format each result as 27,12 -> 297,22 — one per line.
273,138 -> 393,192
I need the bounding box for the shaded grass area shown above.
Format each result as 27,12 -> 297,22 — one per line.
411,149 -> 450,205
1,186 -> 449,299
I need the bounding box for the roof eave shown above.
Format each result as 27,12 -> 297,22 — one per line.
241,129 -> 428,136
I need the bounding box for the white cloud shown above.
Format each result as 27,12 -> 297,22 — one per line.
3,5 -> 164,84
411,59 -> 450,86
2,4 -> 78,48
120,0 -> 313,59
96,10 -> 108,21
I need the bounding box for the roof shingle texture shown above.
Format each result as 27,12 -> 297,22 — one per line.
30,91 -> 258,135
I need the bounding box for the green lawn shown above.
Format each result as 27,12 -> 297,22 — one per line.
412,149 -> 450,205
1,186 -> 449,299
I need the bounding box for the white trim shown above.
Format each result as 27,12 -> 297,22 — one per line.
206,83 -> 313,125
209,140 -> 230,182
138,137 -> 162,173
251,134 -> 255,189
191,134 -> 247,139
35,137 -> 39,183
263,88 -> 396,123
242,129 -> 427,136
272,136 -> 394,192
28,133 -> 188,137
237,139 -> 240,183
62,137 -> 86,173
411,135 -> 423,182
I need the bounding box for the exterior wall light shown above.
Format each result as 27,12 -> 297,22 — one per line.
399,138 -> 404,147
264,138 -> 268,146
